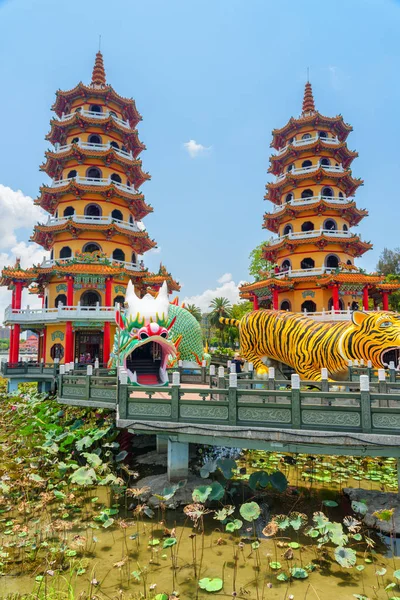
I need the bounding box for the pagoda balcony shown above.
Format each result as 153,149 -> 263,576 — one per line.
46,214 -> 142,233
276,134 -> 340,155
39,257 -> 140,271
53,140 -> 134,160
269,228 -> 356,246
50,175 -> 139,195
267,266 -> 337,278
271,194 -> 352,213
4,304 -> 117,326
276,163 -> 344,182
58,109 -> 130,130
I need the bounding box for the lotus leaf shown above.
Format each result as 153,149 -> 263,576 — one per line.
148,539 -> 160,546
70,466 -> 97,486
75,436 -> 93,450
248,470 -> 270,490
208,481 -> 225,501
394,570 -> 400,580
192,485 -> 212,503
155,595 -> 169,600
373,508 -> 395,522
239,502 -> 261,522
277,572 -> 289,581
334,546 -> 356,568
251,541 -> 260,549
291,567 -> 308,579
198,577 -> 223,592
269,470 -> 288,492
313,511 -> 330,529
289,512 -> 308,531
115,451 -> 128,462
214,506 -> 234,521
352,533 -> 362,541
288,542 -> 300,549
274,514 -> 290,530
29,473 -> 44,483
386,583 -> 397,590
225,519 -> 242,532
375,567 -> 386,576
323,500 -> 339,507
131,570 -> 141,581
200,460 -> 217,478
352,501 -> 368,516
217,458 -> 237,479
163,537 -> 177,548
82,453 -> 103,468
269,561 -> 282,570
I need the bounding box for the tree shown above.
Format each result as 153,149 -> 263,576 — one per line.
185,303 -> 202,322
376,247 -> 400,276
248,241 -> 274,281
224,301 -> 253,346
209,297 -> 232,345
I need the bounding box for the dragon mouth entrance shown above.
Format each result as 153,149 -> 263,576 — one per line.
125,336 -> 176,386
381,347 -> 400,368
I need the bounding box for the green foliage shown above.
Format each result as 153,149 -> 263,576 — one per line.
225,519 -> 242,532
334,546 -> 357,568
239,502 -> 261,522
192,485 -> 212,502
248,241 -> 273,281
217,458 -> 237,479
291,567 -> 308,579
352,501 -> 368,516
198,577 -> 223,592
185,303 -> 202,322
208,297 -> 232,345
162,537 -> 177,548
248,469 -> 288,492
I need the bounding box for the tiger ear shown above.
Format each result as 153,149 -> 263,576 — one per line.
352,311 -> 368,327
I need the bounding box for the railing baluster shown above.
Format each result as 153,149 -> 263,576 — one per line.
291,374 -> 301,428
171,371 -> 180,421
360,375 -> 372,432
228,372 -> 237,426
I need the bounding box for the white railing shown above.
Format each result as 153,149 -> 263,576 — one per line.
269,267 -> 337,279
4,304 -> 117,325
59,109 -> 130,129
271,195 -> 352,213
276,134 -> 340,155
39,257 -> 140,271
46,214 -> 140,232
269,228 -> 356,246
53,141 -> 133,160
303,309 -> 355,322
48,176 -> 140,196
276,163 -> 344,183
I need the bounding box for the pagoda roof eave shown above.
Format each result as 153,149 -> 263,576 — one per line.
263,201 -> 368,232
263,236 -> 373,261
269,142 -> 358,173
270,111 -> 353,148
46,113 -> 141,145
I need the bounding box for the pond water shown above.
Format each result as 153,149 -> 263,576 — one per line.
1,450 -> 399,600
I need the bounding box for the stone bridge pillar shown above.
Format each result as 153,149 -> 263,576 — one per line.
167,439 -> 189,481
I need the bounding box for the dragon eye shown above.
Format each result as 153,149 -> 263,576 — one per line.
139,332 -> 149,340
160,331 -> 168,339
380,321 -> 392,328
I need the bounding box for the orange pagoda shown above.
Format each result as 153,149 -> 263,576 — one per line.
240,83 -> 400,314
1,52 -> 179,365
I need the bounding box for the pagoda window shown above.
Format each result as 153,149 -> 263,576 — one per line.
302,160 -> 312,168
86,167 -> 102,180
131,252 -> 137,264
80,290 -> 101,307
320,158 -> 331,167
343,224 -> 349,232
301,257 -> 315,270
84,204 -> 102,217
301,300 -> 316,313
129,214 -> 134,224
283,224 -> 293,236
122,146 -> 128,153
281,259 -> 291,271
50,249 -> 54,260
328,297 -> 344,311
319,131 -> 328,138
114,295 -> 125,306
347,259 -> 352,265
112,248 -> 125,261
110,173 -> 122,184
301,133 -> 312,140
326,255 -> 339,268
301,189 -> 314,199
322,186 -> 334,197
111,209 -> 123,221
50,343 -> 64,360
324,219 -> 337,231
55,294 -> 67,308
88,134 -> 102,144
287,164 -> 294,172
63,206 -> 75,217
44,296 -> 48,309
285,193 -> 293,204
109,110 -> 117,117
127,180 -> 131,187
301,221 -> 314,232
59,246 -> 72,259
89,104 -> 102,113
339,191 -> 344,198
71,137 -> 79,144
67,169 -> 77,179
110,141 -> 120,149
280,300 -> 291,311
83,242 -> 101,253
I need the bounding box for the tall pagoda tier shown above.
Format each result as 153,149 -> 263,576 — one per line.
240,83 -> 400,314
1,52 -> 179,365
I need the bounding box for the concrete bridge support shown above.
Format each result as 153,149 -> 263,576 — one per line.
167,439 -> 189,482
156,435 -> 168,454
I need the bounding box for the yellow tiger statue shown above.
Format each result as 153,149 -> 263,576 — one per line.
220,310 -> 400,380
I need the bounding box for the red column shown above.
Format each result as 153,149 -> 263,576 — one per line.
252,294 -> 259,310
14,282 -> 23,310
382,291 -> 390,311
8,327 -> 14,363
332,284 -> 340,312
67,277 -> 74,306
103,277 -> 113,364
42,327 -> 47,363
11,325 -> 20,363
273,288 -> 279,310
10,282 -> 23,363
64,277 -> 74,363
363,285 -> 369,311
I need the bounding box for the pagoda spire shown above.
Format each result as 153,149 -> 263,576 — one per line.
91,51 -> 106,87
302,81 -> 315,115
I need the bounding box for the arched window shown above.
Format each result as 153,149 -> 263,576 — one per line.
338,191 -> 344,198
80,290 -> 101,307
301,257 -> 315,270
88,134 -> 102,144
50,249 -> 54,260
50,343 -> 64,360
84,204 -> 102,217
71,137 -> 79,144
89,104 -> 102,113
320,158 -> 331,167
122,146 -> 128,153
45,296 -> 48,308
301,189 -> 314,199
129,214 -> 134,224
301,300 -> 316,313
86,167 -> 102,179
109,110 -> 117,117
280,300 -> 291,311
287,164 -> 294,172
301,133 -> 312,140
322,186 -> 334,197
112,248 -> 125,261
55,294 -> 67,307
110,173 -> 122,183
324,219 -> 337,231
131,252 -> 137,264
328,297 -> 344,311
83,242 -> 101,253
301,221 -> 314,232
285,193 -> 293,203
114,295 -> 125,306
110,141 -> 120,149
343,224 -> 348,232
326,255 -> 339,269
319,131 -> 328,138
347,259 -> 352,265
283,224 -> 293,236
281,259 -> 291,271
302,160 -> 312,168
63,206 -> 75,217
67,169 -> 77,179
111,209 -> 123,221
59,246 -> 72,259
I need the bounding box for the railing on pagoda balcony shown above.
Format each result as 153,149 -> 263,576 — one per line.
49,176 -> 140,196
58,109 -> 130,129
275,163 -> 344,183
269,228 -> 356,246
53,141 -> 133,160
276,134 -> 340,155
4,303 -> 117,325
271,195 -> 353,213
39,257 -> 140,271
268,266 -> 338,279
45,214 -> 142,233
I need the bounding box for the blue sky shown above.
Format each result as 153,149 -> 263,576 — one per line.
0,0 -> 399,311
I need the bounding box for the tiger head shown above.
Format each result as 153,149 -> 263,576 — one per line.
346,311 -> 400,368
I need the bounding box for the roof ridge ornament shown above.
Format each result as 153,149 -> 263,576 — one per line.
301,81 -> 316,116
91,51 -> 106,88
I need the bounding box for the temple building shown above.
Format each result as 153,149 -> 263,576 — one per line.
240,83 -> 400,313
1,52 -> 179,364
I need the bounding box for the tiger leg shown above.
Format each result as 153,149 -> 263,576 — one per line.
295,366 -> 322,382
241,351 -> 268,375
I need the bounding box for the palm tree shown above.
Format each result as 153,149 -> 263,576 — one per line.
209,297 -> 232,346
185,303 -> 202,322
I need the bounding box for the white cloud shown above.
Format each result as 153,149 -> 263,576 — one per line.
183,139 -> 211,158
148,246 -> 161,255
0,184 -> 46,249
182,274 -> 246,313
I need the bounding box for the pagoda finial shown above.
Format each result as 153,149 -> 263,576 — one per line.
91,51 -> 106,87
302,81 -> 315,115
